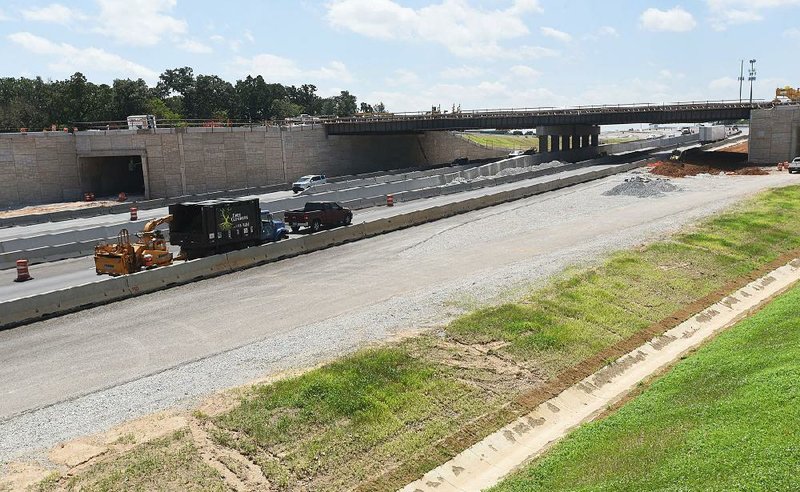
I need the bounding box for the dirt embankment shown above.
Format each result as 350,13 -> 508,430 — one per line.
650,145 -> 768,178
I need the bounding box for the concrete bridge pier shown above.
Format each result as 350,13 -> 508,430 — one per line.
537,125 -> 600,153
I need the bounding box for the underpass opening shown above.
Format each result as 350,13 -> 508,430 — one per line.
79,155 -> 147,199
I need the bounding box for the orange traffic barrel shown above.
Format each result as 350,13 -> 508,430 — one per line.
130,207 -> 138,221
118,191 -> 127,202
386,194 -> 394,206
84,192 -> 93,202
14,259 -> 32,282
143,254 -> 154,268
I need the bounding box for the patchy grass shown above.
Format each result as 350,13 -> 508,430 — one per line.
447,186 -> 800,377
211,347 -> 501,490
38,430 -> 226,492
460,133 -> 539,151
39,186 -> 800,491
491,283 -> 800,492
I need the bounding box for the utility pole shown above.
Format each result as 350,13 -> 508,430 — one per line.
748,59 -> 757,104
738,60 -> 744,103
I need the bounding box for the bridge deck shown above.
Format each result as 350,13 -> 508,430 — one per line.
323,101 -> 776,135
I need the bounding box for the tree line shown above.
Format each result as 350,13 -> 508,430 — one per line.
0,67 -> 386,130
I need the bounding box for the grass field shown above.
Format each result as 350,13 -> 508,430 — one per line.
491,283 -> 800,492
460,133 -> 538,151
36,186 -> 800,491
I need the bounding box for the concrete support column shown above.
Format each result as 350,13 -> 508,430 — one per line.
590,133 -> 599,147
538,135 -> 548,153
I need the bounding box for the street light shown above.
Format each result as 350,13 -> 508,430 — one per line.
748,59 -> 757,104
738,60 -> 744,103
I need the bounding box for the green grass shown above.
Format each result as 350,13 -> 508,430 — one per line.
491,283 -> 800,492
447,186 -> 800,375
460,133 -> 539,151
38,430 -> 227,492
211,347 -> 500,490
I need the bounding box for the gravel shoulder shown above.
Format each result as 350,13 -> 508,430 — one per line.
0,171 -> 796,465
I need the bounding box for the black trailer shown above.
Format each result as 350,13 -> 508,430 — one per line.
169,198 -> 262,259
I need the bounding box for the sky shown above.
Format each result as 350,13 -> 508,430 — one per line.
0,0 -> 799,112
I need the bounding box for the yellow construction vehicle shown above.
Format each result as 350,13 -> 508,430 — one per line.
94,215 -> 174,275
775,86 -> 800,103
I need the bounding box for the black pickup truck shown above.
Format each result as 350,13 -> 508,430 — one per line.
283,201 -> 352,233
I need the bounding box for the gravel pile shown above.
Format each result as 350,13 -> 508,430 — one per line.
603,175 -> 679,198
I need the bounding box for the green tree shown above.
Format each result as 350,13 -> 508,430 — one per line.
286,84 -> 321,114
190,74 -> 234,119
270,99 -> 303,119
144,97 -> 182,120
334,90 -> 357,117
112,78 -> 149,117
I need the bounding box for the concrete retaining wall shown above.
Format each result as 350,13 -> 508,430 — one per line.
749,105 -> 800,164
0,127 -> 505,208
0,160 -> 646,329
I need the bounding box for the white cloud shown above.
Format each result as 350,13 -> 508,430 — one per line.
244,30 -> 255,43
94,0 -> 187,46
7,32 -> 158,81
597,26 -> 618,37
440,65 -> 484,79
178,39 -> 213,54
540,27 -> 571,43
709,76 -> 738,90
0,8 -> 10,21
659,69 -> 685,80
707,0 -> 800,30
386,69 -> 420,87
22,3 -> 85,24
785,27 -> 800,38
326,0 -> 552,59
507,65 -> 541,83
233,54 -> 353,84
210,34 -> 225,43
640,7 -> 697,32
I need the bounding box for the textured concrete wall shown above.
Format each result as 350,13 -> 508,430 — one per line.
0,133 -> 79,206
0,127 -> 505,207
749,106 -> 800,164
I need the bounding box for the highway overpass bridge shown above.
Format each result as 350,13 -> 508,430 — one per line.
323,100 -> 773,152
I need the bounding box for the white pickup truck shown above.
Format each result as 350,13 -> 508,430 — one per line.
291,174 -> 327,193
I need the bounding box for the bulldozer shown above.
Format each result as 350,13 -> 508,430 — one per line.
94,215 -> 174,275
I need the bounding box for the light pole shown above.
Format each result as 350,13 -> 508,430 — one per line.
738,60 -> 744,103
748,59 -> 757,104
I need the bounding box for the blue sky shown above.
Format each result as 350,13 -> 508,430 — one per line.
0,0 -> 798,112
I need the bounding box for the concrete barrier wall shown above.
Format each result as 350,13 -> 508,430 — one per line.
0,160 -> 645,329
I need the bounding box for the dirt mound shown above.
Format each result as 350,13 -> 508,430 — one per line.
603,175 -> 679,198
651,161 -> 769,178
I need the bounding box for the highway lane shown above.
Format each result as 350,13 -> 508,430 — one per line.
0,162 -> 633,302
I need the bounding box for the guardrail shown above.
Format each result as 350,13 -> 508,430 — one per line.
0,159 -> 651,330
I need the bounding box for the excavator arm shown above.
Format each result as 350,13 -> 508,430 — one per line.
142,214 -> 173,233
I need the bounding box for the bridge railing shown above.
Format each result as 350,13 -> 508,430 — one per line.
318,99 -> 773,125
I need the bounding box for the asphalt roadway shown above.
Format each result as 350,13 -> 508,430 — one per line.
0,162 -> 628,301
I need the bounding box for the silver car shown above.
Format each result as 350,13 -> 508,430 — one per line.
789,157 -> 800,174
292,174 -> 327,193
